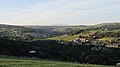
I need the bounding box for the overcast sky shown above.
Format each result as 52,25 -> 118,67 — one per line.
0,0 -> 120,25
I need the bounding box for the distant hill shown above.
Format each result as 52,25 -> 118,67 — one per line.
89,22 -> 120,30
0,24 -> 50,41
0,22 -> 120,41
0,24 -> 86,41
24,25 -> 87,36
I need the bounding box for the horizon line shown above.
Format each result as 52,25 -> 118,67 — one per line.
0,21 -> 120,26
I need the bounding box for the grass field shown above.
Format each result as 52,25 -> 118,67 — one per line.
98,37 -> 119,41
0,56 -> 114,67
47,34 -> 80,41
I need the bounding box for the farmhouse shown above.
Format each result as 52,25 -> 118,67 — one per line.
73,38 -> 89,45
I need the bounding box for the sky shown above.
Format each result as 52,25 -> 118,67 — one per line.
0,0 -> 120,25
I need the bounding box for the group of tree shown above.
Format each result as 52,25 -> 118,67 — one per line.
0,37 -> 120,65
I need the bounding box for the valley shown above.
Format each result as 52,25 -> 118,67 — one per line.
0,22 -> 120,66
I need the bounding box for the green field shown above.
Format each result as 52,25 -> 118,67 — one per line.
0,56 -> 114,67
47,34 -> 80,41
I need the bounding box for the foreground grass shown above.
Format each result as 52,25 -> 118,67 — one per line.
0,56 -> 114,67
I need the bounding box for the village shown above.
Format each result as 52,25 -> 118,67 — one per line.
72,35 -> 120,48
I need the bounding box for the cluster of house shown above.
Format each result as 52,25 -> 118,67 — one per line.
72,37 -> 120,48
105,42 -> 120,48
73,38 -> 89,44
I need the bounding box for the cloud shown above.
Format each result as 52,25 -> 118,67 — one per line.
0,0 -> 120,25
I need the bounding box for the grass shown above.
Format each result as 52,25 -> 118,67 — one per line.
0,56 -> 114,67
47,34 -> 80,41
99,29 -> 120,33
98,37 -> 119,42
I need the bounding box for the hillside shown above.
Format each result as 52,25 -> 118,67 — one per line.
25,25 -> 87,36
0,22 -> 120,41
0,24 -> 51,41
0,24 -> 88,40
47,23 -> 120,43
94,22 -> 120,29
